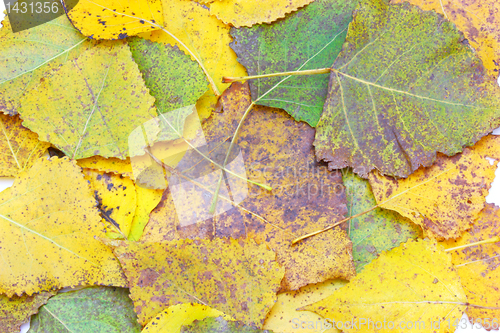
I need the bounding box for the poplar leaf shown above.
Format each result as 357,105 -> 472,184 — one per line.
0,291 -> 54,333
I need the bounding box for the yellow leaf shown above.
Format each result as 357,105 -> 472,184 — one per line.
0,114 -> 49,177
0,157 -> 126,296
128,186 -> 163,241
210,0 -> 314,27
139,0 -> 247,96
0,291 -> 54,333
108,237 -> 285,327
368,135 -> 500,239
63,0 -> 164,40
263,279 -> 345,333
441,203 -> 500,326
77,156 -> 134,179
142,303 -> 232,333
391,0 -> 500,77
82,169 -> 137,239
304,239 -> 467,333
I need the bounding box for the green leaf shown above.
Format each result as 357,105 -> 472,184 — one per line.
230,0 -> 358,126
128,38 -> 207,141
18,40 -> 158,160
0,15 -> 89,115
314,0 -> 500,178
28,287 -> 141,333
181,316 -> 274,333
342,169 -> 421,272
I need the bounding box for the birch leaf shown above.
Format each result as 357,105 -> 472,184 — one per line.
0,157 -> 126,296
0,113 -> 50,177
314,0 -> 500,178
0,291 -> 54,333
368,135 -> 500,239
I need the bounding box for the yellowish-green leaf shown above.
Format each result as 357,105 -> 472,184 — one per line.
0,291 -> 54,333
0,157 -> 126,296
128,186 -> 163,241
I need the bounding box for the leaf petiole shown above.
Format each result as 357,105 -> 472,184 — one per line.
445,236 -> 500,252
222,67 -> 331,83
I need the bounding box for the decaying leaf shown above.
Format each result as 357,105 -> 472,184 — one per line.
368,135 -> 500,239
109,238 -> 285,327
139,0 -> 247,96
181,316 -> 273,332
19,40 -> 158,160
0,157 -> 126,296
142,82 -> 356,291
29,287 -> 141,332
210,0 -> 314,27
82,169 -> 137,239
62,0 -> 164,40
442,203 -> 500,326
314,0 -> 500,178
0,291 -> 54,333
230,0 -> 357,126
142,303 -> 232,333
0,113 -> 50,177
304,239 -> 467,333
343,169 -> 421,271
391,0 -> 500,77
0,15 -> 89,115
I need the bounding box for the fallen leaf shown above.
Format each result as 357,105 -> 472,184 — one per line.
109,238 -> 285,327
0,157 -> 126,296
29,287 -> 141,332
210,0 -> 314,27
139,0 -> 247,96
77,156 -> 134,179
128,186 -> 163,241
19,40 -> 158,160
314,0 -> 500,178
62,0 -> 164,40
343,169 -> 421,271
230,0 -> 357,126
0,291 -> 54,333
391,0 -> 500,77
368,135 -> 500,239
181,316 -> 273,332
0,113 -> 50,177
304,239 -> 467,333
441,203 -> 500,326
0,15 -> 89,115
142,82 -> 356,291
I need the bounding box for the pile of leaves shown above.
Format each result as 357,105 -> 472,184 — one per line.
1,0 -> 500,332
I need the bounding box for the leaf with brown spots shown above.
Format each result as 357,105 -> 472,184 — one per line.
141,82 -> 356,291
441,203 -> 500,326
0,291 -> 54,333
0,157 -> 126,296
108,238 -> 285,328
368,135 -> 500,240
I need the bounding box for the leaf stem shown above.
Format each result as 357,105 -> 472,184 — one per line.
445,236 -> 500,252
222,68 -> 331,83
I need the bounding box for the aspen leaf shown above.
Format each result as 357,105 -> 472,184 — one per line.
128,186 -> 163,241
391,0 -> 500,77
230,0 -> 357,126
142,303 -> 232,333
29,287 -> 141,332
304,239 -> 467,333
314,0 -> 500,178
0,291 -> 54,333
18,40 -> 158,160
62,0 -> 164,40
181,316 -> 274,332
368,135 -> 500,239
0,15 -> 89,115
0,113 -> 50,177
77,156 -> 134,179
0,157 -> 126,296
142,82 -> 356,291
441,203 -> 500,326
109,238 -> 285,327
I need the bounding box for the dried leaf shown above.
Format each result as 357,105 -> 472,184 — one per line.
304,239 -> 467,333
62,0 -> 164,40
109,238 -> 285,327
18,40 -> 158,160
0,113 -> 49,177
314,0 -> 500,178
0,291 -> 54,333
29,287 -> 141,332
230,0 -> 357,126
368,135 -> 500,239
0,157 -> 126,296
142,82 -> 356,291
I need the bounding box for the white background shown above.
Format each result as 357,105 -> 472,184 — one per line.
0,4 -> 499,333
